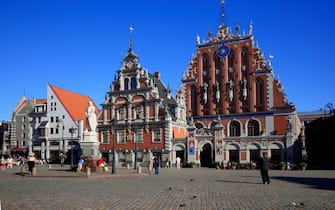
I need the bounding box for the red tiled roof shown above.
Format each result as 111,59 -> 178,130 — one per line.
14,96 -> 27,113
49,84 -> 99,129
35,99 -> 47,104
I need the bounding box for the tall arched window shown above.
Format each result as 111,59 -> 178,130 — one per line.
241,48 -> 249,71
229,121 -> 240,137
202,53 -> 210,115
131,77 -> 137,90
228,50 -> 235,73
214,53 -> 222,75
124,78 -> 129,90
191,85 -> 197,116
202,53 -> 210,79
255,78 -> 265,111
247,120 -> 260,136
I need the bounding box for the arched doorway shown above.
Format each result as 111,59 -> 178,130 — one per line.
227,144 -> 239,163
200,143 -> 212,167
270,143 -> 282,165
248,144 -> 260,163
175,145 -> 185,167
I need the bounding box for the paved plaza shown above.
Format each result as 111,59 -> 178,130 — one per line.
0,164 -> 334,210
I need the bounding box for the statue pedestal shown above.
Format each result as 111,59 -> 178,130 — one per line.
81,132 -> 100,160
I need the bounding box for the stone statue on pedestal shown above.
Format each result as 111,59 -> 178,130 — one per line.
86,101 -> 97,133
82,101 -> 99,161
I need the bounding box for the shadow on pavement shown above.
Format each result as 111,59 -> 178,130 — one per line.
216,179 -> 260,185
272,176 -> 335,191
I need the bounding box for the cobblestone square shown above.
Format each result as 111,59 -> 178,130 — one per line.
1,165 -> 334,209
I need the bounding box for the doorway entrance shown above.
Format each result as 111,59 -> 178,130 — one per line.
250,150 -> 260,163
175,145 -> 185,167
229,150 -> 239,162
200,143 -> 212,167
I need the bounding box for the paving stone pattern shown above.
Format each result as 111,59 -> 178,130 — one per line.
0,165 -> 334,210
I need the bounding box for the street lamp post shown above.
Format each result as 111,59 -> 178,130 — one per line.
69,127 -> 77,169
57,120 -> 64,152
111,119 -> 116,174
134,133 -> 137,170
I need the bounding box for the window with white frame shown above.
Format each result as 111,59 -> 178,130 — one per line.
229,121 -> 241,137
102,132 -> 109,144
135,130 -> 143,143
118,130 -> 126,143
134,105 -> 142,119
118,107 -> 125,121
247,120 -> 260,136
153,129 -> 161,142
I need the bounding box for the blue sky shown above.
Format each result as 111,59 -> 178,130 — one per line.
1,0 -> 335,121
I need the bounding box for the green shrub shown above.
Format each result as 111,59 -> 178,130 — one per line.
189,162 -> 196,168
231,161 -> 238,166
279,162 -> 286,168
299,162 -> 307,168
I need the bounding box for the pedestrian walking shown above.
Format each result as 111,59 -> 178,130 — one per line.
153,157 -> 159,175
1,156 -> 6,170
6,156 -> 14,169
77,157 -> 84,173
257,152 -> 270,184
148,157 -> 154,174
165,157 -> 170,168
60,152 -> 65,167
27,153 -> 37,174
18,156 -> 24,166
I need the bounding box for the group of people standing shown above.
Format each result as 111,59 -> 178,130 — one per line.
1,155 -> 14,170
147,156 -> 182,175
1,153 -> 38,174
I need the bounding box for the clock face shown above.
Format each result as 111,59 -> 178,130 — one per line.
217,44 -> 230,58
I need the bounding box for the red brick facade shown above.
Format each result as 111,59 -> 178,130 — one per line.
97,7 -> 303,169
181,23 -> 302,167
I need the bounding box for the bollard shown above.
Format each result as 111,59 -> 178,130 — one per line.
32,167 -> 37,176
86,167 -> 91,176
48,164 -> 52,170
21,165 -> 26,174
137,166 -> 142,174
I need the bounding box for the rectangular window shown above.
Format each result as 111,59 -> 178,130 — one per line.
118,107 -> 125,121
118,131 -> 126,143
135,130 -> 143,143
102,132 -> 109,144
153,129 -> 161,142
135,105 -> 142,119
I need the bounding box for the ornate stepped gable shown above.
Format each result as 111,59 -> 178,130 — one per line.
107,47 -> 178,120
182,23 -> 294,117
98,45 -> 187,156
